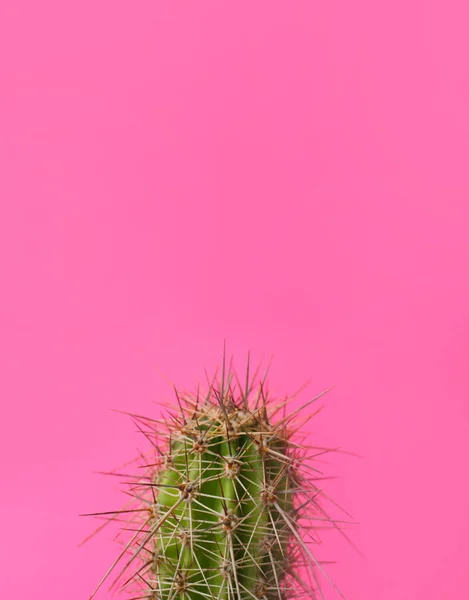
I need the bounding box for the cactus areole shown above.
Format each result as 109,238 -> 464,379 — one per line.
85,354 -> 348,600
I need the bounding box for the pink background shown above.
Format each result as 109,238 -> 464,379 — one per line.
1,2 -> 468,598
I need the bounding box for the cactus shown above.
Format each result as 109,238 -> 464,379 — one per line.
83,352 -> 351,600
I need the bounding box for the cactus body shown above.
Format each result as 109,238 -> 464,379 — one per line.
85,355 -> 350,600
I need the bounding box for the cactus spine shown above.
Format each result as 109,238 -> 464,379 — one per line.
85,354 -> 348,600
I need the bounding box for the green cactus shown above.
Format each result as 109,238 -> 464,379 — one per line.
83,352 -> 350,600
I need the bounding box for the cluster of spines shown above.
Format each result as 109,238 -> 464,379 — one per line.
83,355 -> 351,600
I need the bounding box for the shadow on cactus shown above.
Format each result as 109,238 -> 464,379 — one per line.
82,352 -> 357,600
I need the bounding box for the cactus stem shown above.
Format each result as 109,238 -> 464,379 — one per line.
83,354 -> 353,600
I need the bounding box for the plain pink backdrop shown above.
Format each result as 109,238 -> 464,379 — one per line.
1,1 -> 468,599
